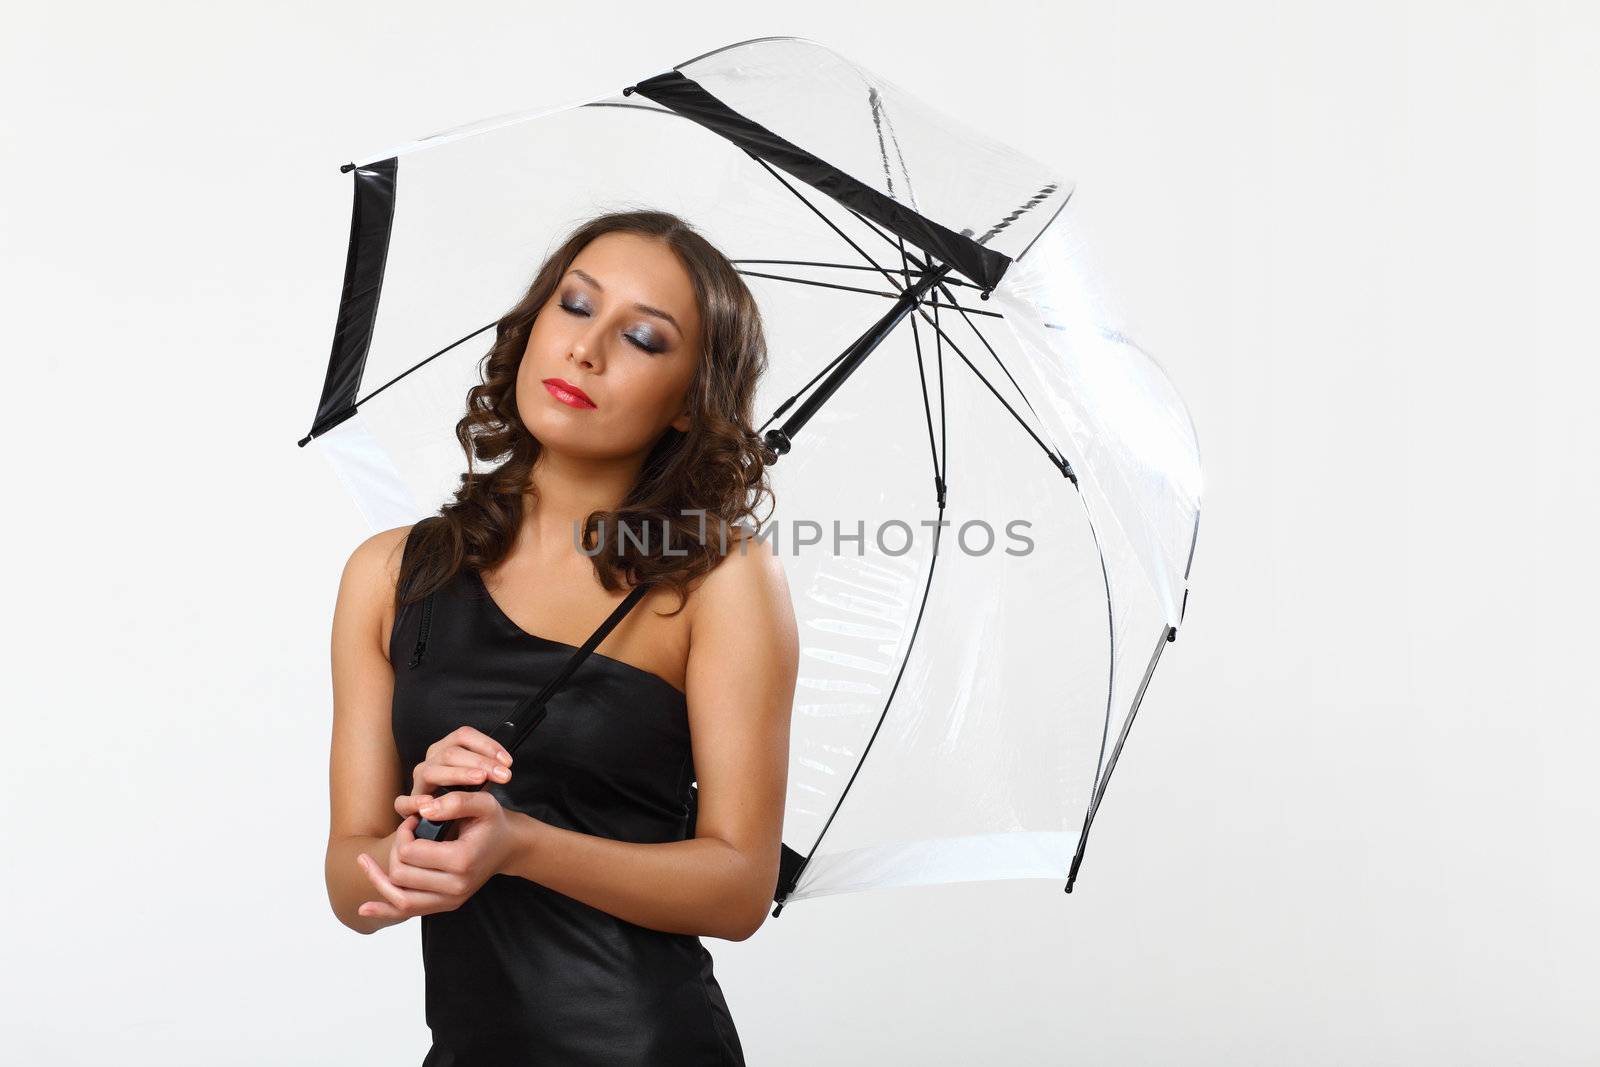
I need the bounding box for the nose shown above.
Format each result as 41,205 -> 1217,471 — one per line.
569,333 -> 600,371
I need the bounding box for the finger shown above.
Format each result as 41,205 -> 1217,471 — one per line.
355,883 -> 455,920
447,726 -> 514,766
394,831 -> 461,874
414,759 -> 508,792
396,793 -> 434,817
361,839 -> 457,916
413,757 -> 482,791
357,852 -> 413,913
419,736 -> 508,779
356,898 -> 406,921
388,853 -> 466,895
392,815 -> 467,883
397,790 -> 490,820
418,789 -> 501,825
440,746 -> 514,780
433,747 -> 513,786
384,816 -> 417,877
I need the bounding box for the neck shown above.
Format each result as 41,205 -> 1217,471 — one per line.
518,447 -> 647,561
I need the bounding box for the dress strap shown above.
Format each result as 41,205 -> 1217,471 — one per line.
491,579 -> 656,752
413,578 -> 660,843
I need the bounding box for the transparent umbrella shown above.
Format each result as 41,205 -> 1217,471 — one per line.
297,35 -> 1204,915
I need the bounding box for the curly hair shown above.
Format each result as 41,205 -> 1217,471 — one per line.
396,209 -> 776,615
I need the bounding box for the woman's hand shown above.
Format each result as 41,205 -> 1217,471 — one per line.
408,724 -> 514,798
353,726 -> 520,921
355,789 -> 520,921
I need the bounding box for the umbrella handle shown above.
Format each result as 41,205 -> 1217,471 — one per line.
413,707 -> 543,841
410,579 -> 655,844
413,781 -> 482,842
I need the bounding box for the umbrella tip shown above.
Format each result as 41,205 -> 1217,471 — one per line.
762,428 -> 792,458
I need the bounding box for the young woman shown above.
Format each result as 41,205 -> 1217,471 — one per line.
322,210 -> 799,1065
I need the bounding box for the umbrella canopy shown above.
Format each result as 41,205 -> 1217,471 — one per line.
298,36 -> 1203,912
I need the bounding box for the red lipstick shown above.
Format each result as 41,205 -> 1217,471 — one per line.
542,378 -> 597,409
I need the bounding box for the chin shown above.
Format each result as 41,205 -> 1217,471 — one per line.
527,417 -> 635,463
526,414 -> 594,451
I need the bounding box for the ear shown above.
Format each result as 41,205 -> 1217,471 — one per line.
670,410 -> 692,433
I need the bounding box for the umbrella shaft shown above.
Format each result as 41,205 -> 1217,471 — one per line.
765,263 -> 953,457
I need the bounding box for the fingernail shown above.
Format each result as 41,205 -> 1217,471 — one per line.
420,803 -> 438,816
493,765 -> 510,779
498,751 -> 512,765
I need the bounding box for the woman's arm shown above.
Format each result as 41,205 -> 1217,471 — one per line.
324,526 -> 411,934
500,535 -> 799,941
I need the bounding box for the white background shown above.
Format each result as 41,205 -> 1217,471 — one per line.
4,1 -> 1596,1063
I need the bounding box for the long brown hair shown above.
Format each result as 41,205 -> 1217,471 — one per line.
396,209 -> 775,614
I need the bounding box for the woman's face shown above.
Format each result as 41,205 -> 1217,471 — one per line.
517,230 -> 703,461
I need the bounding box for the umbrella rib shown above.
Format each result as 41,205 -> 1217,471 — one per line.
935,290 -> 948,497
351,322 -> 498,411
865,224 -> 1067,477
1064,501 -> 1116,894
733,258 -> 983,289
739,115 -> 1086,897
785,499 -> 951,898
745,153 -> 915,293
842,205 -> 945,279
734,268 -> 1003,318
931,277 -> 1064,454
853,167 -> 1103,888
1067,624 -> 1172,893
869,227 -> 1064,462
899,235 -> 947,491
836,203 -> 1069,434
742,155 -> 1017,451
743,152 -> 934,435
742,140 -> 1061,478
910,304 -> 1075,482
782,244 -> 951,901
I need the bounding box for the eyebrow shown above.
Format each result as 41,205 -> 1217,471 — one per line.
566,268 -> 682,333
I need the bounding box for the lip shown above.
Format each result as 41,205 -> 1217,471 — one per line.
541,378 -> 597,409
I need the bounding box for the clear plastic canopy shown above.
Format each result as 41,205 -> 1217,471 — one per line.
300,36 -> 1202,907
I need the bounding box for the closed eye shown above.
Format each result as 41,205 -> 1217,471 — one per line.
559,302 -> 664,354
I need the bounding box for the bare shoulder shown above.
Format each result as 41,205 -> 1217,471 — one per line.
335,524 -> 416,654
341,524 -> 413,600
690,528 -> 796,645
698,526 -> 788,596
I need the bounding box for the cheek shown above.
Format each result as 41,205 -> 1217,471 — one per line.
515,358 -> 543,409
635,362 -> 696,421
522,311 -> 569,366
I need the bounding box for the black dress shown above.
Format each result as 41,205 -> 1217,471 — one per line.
389,525 -> 745,1066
